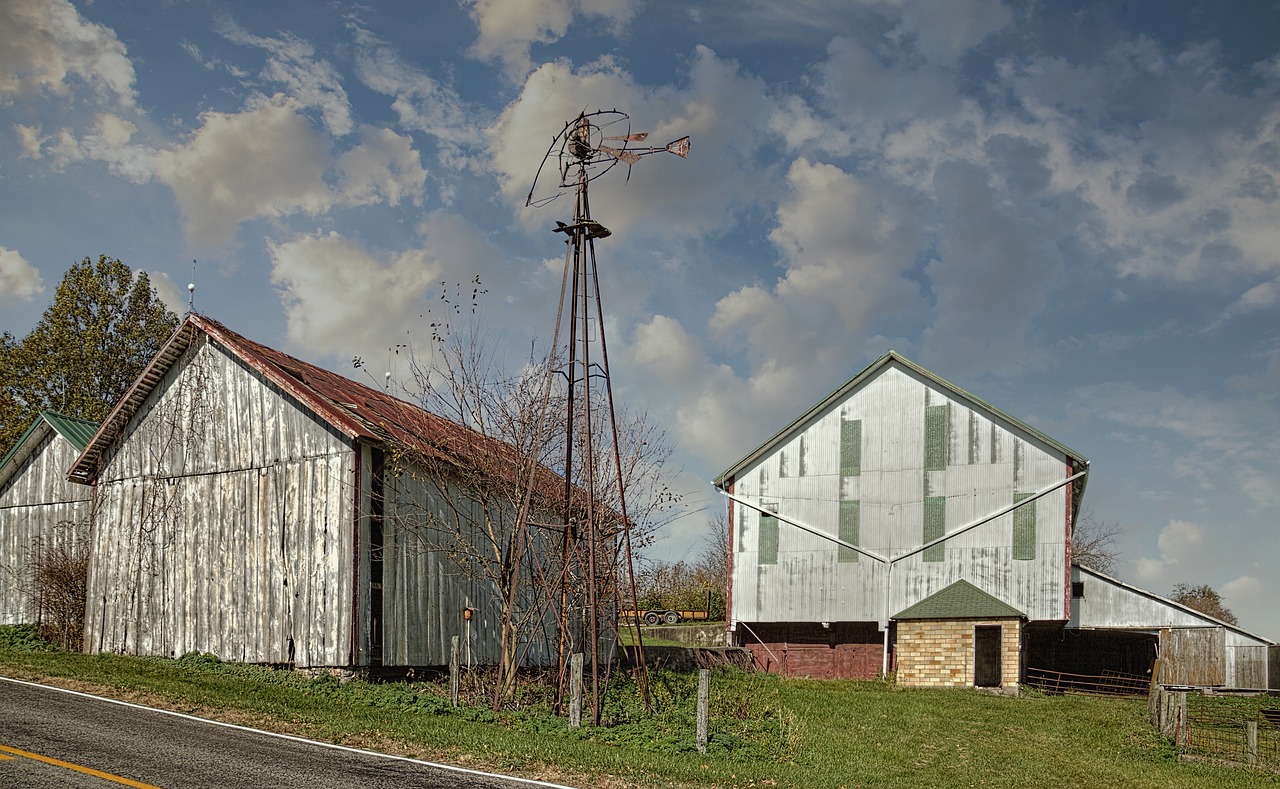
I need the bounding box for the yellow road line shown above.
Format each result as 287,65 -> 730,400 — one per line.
0,743 -> 162,788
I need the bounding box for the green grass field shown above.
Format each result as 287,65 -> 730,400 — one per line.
1,627 -> 1274,788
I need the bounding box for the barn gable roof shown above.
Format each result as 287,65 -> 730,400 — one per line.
894,579 -> 1025,621
713,350 -> 1089,521
67,314 -> 555,496
1,410 -> 99,490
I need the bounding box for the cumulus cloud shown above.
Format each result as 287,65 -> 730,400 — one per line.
463,0 -> 636,82
0,0 -> 136,107
0,246 -> 44,302
152,95 -> 333,248
337,126 -> 428,207
1134,519 -> 1205,583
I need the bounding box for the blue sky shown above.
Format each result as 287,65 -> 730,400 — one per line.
1,1 -> 1277,640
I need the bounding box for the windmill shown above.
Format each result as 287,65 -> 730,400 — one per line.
525,110 -> 689,724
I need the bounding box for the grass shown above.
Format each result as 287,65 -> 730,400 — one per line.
1,627 -> 1276,787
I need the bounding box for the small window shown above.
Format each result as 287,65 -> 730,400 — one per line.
1072,581 -> 1085,598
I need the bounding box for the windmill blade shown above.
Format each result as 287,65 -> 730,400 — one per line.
603,133 -> 649,142
664,136 -> 691,158
598,145 -> 642,164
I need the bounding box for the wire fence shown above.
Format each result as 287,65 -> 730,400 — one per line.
1151,684 -> 1280,772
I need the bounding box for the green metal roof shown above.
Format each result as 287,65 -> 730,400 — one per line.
893,580 -> 1025,620
0,411 -> 100,489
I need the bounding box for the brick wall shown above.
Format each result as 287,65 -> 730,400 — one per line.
896,618 -> 1022,688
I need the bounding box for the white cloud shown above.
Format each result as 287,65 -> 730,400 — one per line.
337,126 -> 428,208
0,246 -> 44,302
351,26 -> 475,167
463,0 -> 636,82
1134,519 -> 1205,583
0,0 -> 137,107
215,20 -> 354,137
152,95 -> 333,248
269,230 -> 443,359
140,270 -> 187,317
14,124 -> 45,158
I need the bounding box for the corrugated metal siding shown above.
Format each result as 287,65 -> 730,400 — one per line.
84,339 -> 354,665
731,365 -> 1070,624
0,430 -> 93,624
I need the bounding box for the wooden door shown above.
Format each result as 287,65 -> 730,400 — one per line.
974,625 -> 1002,687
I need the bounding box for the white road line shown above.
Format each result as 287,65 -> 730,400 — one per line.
0,675 -> 578,789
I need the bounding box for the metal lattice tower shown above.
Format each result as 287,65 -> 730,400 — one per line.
526,110 -> 689,724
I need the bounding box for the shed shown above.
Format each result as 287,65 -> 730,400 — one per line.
0,411 -> 98,625
69,313 -> 557,669
1055,564 -> 1276,689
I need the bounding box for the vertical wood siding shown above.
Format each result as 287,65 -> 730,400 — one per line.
732,364 -> 1072,624
0,431 -> 93,624
84,339 -> 354,666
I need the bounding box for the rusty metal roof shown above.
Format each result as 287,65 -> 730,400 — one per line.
67,313 -> 554,494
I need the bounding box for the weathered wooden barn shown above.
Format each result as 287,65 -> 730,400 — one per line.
68,313 -> 555,669
0,411 -> 98,625
714,351 -> 1275,690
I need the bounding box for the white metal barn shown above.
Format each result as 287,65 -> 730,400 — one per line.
69,313 -> 553,670
714,351 -> 1274,690
0,411 -> 98,625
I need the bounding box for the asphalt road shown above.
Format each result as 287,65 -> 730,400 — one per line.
0,677 -> 575,788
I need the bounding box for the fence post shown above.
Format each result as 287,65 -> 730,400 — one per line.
1174,692 -> 1187,748
696,669 -> 711,754
450,635 -> 460,707
569,653 -> 584,729
1246,720 -> 1258,766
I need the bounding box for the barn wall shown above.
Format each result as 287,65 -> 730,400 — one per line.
731,363 -> 1072,625
84,339 -> 355,666
0,430 -> 93,624
379,468 -> 556,667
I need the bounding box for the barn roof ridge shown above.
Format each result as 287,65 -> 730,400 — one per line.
66,313 -> 556,496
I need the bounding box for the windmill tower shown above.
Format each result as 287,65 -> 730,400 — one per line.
525,110 -> 689,724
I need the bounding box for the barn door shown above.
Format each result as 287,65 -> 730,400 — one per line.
974,626 -> 1002,687
1160,628 -> 1225,686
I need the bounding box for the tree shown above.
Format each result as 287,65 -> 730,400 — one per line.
1071,509 -> 1123,575
1170,583 -> 1238,625
0,255 -> 179,452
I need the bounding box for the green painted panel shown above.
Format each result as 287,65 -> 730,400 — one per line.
840,419 -> 862,476
838,500 -> 859,562
759,513 -> 778,565
925,405 -> 947,470
1013,492 -> 1036,560
923,495 -> 945,562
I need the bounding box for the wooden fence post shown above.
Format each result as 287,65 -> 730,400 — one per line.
1246,720 -> 1258,766
569,653 -> 584,729
1174,692 -> 1187,748
696,669 -> 710,754
450,635 -> 460,707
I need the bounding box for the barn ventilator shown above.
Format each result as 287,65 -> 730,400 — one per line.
524,110 -> 689,724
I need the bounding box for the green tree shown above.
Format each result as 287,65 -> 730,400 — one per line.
1171,583 -> 1238,625
0,255 -> 179,452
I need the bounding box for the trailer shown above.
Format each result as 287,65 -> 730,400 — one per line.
621,608 -> 710,626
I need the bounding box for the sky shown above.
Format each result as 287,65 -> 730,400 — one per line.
1,0 -> 1277,641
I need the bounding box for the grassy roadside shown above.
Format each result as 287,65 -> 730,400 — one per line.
1,631 -> 1275,787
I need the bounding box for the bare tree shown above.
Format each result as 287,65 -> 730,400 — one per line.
1071,509 -> 1123,575
378,302 -> 679,708
1171,583 -> 1238,625
22,519 -> 90,651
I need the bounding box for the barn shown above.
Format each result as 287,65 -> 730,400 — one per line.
68,313 -> 556,670
0,411 -> 98,627
713,350 -> 1274,690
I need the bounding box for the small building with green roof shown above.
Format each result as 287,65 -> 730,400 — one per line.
0,410 -> 99,627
